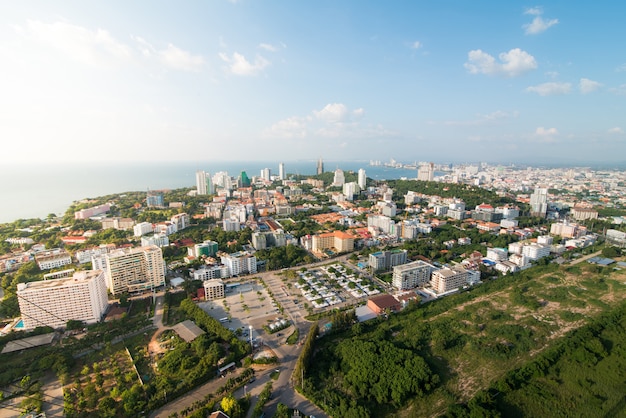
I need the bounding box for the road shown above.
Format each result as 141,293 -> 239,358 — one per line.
569,250 -> 602,265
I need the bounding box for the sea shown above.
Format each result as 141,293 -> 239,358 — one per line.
0,160 -> 424,224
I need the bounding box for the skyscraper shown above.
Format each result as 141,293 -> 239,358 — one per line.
358,168 -> 367,189
417,162 -> 434,181
196,170 -> 213,195
278,162 -> 285,180
333,168 -> 345,187
317,157 -> 324,175
261,168 -> 271,181
239,171 -> 251,187
530,188 -> 548,218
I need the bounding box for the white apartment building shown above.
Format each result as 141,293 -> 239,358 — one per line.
102,245 -> 165,295
392,260 -> 435,290
141,233 -> 170,248
223,219 -> 241,232
358,168 -> 367,190
203,279 -> 225,301
220,252 -> 257,276
171,213 -> 190,231
343,182 -> 359,201
537,235 -> 554,245
134,222 -> 154,237
431,266 -> 468,293
367,215 -> 396,235
75,244 -> 115,264
193,265 -> 230,281
486,248 -> 508,262
35,249 -> 72,270
522,243 -> 551,261
16,270 -> 108,331
332,169 -> 345,187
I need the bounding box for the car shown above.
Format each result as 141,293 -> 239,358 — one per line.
277,333 -> 282,337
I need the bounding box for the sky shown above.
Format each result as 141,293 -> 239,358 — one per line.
1,1 -> 625,166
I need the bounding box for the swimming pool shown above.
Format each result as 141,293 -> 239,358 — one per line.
14,319 -> 24,329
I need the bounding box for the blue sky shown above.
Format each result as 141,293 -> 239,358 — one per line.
1,1 -> 625,165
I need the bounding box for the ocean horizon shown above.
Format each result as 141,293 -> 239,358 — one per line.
0,160 -> 421,224
2,159 -> 625,225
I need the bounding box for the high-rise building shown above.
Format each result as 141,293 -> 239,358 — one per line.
343,182 -> 359,201
392,260 -> 434,290
239,171 -> 251,187
278,162 -> 285,180
333,169 -> 345,187
261,168 -> 271,181
317,157 -> 324,175
196,170 -> 213,195
146,190 -> 165,208
417,162 -> 434,181
16,270 -> 109,331
358,168 -> 367,190
196,170 -> 207,195
430,266 -> 468,293
530,188 -> 548,218
102,245 -> 165,295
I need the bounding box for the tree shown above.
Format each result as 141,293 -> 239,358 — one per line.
221,394 -> 238,416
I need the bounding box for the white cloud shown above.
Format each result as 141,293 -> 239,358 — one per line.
411,41 -> 422,49
264,103 -> 389,141
314,103 -> 349,123
444,110 -> 519,126
524,7 -> 543,16
533,127 -> 559,142
579,78 -> 602,94
158,43 -> 204,72
609,84 -> 626,96
617,64 -> 626,72
608,127 -> 624,134
545,71 -> 559,79
219,52 -> 269,76
21,20 -> 132,67
526,82 -> 572,96
523,16 -> 559,35
259,43 -> 278,52
464,48 -> 537,77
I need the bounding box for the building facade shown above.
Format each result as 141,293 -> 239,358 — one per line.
16,270 -> 108,331
392,260 -> 434,290
430,266 -> 468,293
103,245 -> 165,295
203,279 -> 226,300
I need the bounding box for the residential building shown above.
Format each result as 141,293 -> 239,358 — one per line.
486,248 -> 508,262
223,219 -> 241,232
570,207 -> 598,221
196,170 -> 213,195
141,233 -> 169,248
333,169 -> 345,187
522,243 -> 551,261
193,264 -> 229,281
431,266 -> 468,293
530,188 -> 548,217
193,240 -> 219,258
369,249 -> 408,272
74,203 -> 111,220
343,182 -> 359,201
203,279 -> 226,300
101,217 -> 135,230
102,245 -> 165,295
367,215 -> 396,235
146,191 -> 165,208
550,221 -> 586,238
317,157 -> 324,175
358,168 -> 367,189
278,162 -> 285,180
171,213 -> 190,230
392,260 -> 434,290
133,222 -> 154,237
417,162 -> 434,181
35,249 -> 72,270
220,252 -> 257,276
312,231 -> 354,253
16,270 -> 108,331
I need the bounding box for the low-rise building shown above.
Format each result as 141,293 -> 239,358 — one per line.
35,249 -> 72,270
203,279 -> 225,300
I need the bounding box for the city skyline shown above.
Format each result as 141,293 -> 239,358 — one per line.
1,1 -> 625,164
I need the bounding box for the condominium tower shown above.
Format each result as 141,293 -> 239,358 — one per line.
103,245 -> 166,295
16,270 -> 109,331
